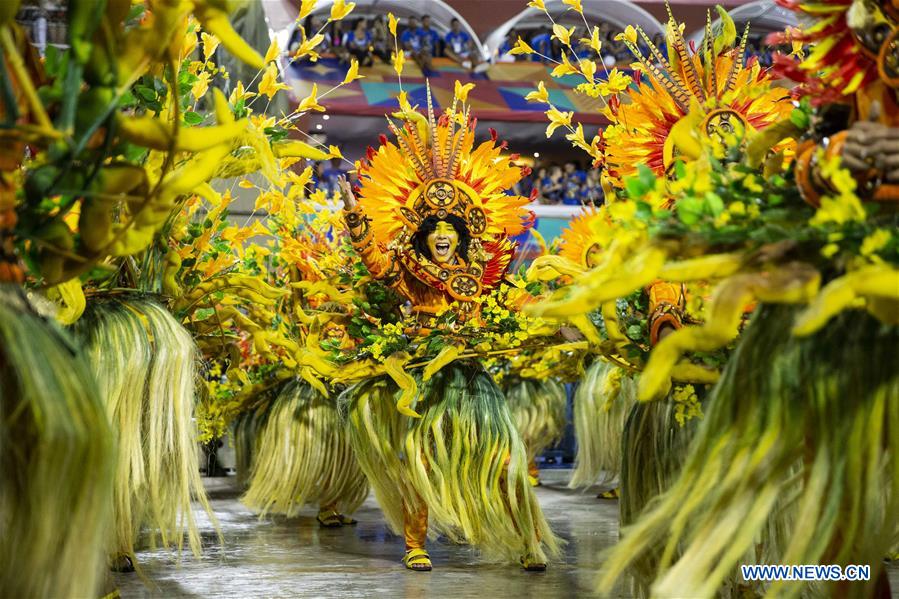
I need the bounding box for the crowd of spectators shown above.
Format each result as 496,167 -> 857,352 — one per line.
495,24 -> 784,68
307,157 -> 602,208
289,15 -> 486,74
494,22 -> 661,67
515,161 -> 604,207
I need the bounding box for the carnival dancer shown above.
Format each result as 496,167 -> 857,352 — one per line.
240,217 -> 369,528
530,2 -> 899,596
336,87 -> 559,572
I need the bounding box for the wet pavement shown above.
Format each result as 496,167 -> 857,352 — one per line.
112,470 -> 899,598
110,469 -> 624,598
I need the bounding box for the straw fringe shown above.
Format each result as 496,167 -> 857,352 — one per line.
340,362 -> 561,563
599,305 -> 898,598
242,379 -> 368,517
504,377 -> 567,463
569,360 -> 637,488
0,285 -> 115,598
75,295 -> 213,561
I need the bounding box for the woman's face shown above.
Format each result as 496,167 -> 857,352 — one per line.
427,221 -> 459,263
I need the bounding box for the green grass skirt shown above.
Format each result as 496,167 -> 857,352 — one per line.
600,305 -> 898,598
569,360 -> 637,489
504,377 -> 567,464
339,361 -> 561,563
0,285 -> 114,598
75,295 -> 212,561
241,379 -> 368,517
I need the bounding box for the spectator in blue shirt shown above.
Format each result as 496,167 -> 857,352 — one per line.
340,19 -> 373,66
540,165 -> 563,204
400,16 -> 432,72
420,16 -> 441,56
530,28 -> 553,63
562,172 -> 582,205
400,17 -> 421,50
445,17 -> 484,72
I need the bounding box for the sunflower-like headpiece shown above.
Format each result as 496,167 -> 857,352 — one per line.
354,84 -> 531,302
601,5 -> 792,186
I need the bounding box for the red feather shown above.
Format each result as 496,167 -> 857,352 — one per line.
480,240 -> 515,288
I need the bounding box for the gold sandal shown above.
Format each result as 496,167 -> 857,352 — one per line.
520,554 -> 547,572
403,548 -> 432,571
316,510 -> 344,528
598,487 -> 619,499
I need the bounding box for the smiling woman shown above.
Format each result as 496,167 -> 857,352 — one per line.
411,215 -> 471,265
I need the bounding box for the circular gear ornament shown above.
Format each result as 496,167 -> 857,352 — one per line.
446,273 -> 482,301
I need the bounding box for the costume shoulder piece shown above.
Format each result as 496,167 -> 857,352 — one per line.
770,0 -> 899,97
354,85 -> 532,302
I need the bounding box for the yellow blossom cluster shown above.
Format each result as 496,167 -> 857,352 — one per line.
671,384 -> 703,427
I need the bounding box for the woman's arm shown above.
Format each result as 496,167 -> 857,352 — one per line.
338,176 -> 400,283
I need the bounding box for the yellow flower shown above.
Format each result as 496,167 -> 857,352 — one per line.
810,193 -> 866,226
387,13 -> 398,37
524,81 -> 549,104
397,90 -> 413,113
727,201 -> 746,216
615,25 -> 638,45
509,37 -> 535,56
742,174 -> 763,193
229,80 -> 256,105
860,228 -> 891,257
298,0 -> 317,20
551,53 -> 579,77
191,71 -> 211,100
329,0 -> 355,21
527,0 -> 546,10
581,26 -> 602,53
328,144 -> 343,159
259,64 -> 291,99
713,211 -> 731,228
454,79 -> 475,102
821,243 -> 840,258
297,82 -> 325,112
293,32 -> 325,62
580,59 -> 597,83
264,38 -> 280,64
565,123 -> 590,153
595,68 -> 632,96
552,24 -> 575,46
342,59 -> 363,84
201,32 -> 219,61
392,50 -> 404,76
563,0 -> 583,13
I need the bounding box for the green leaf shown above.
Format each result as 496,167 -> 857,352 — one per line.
135,85 -> 156,102
790,107 -> 809,130
677,197 -> 704,225
183,111 -> 204,125
705,192 -> 725,215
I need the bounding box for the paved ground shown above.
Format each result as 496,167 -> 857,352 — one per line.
111,470 -> 899,598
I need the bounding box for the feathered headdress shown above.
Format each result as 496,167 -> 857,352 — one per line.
354,83 -> 533,300
601,5 -> 792,186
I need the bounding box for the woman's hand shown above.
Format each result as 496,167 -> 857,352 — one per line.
337,175 -> 356,210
